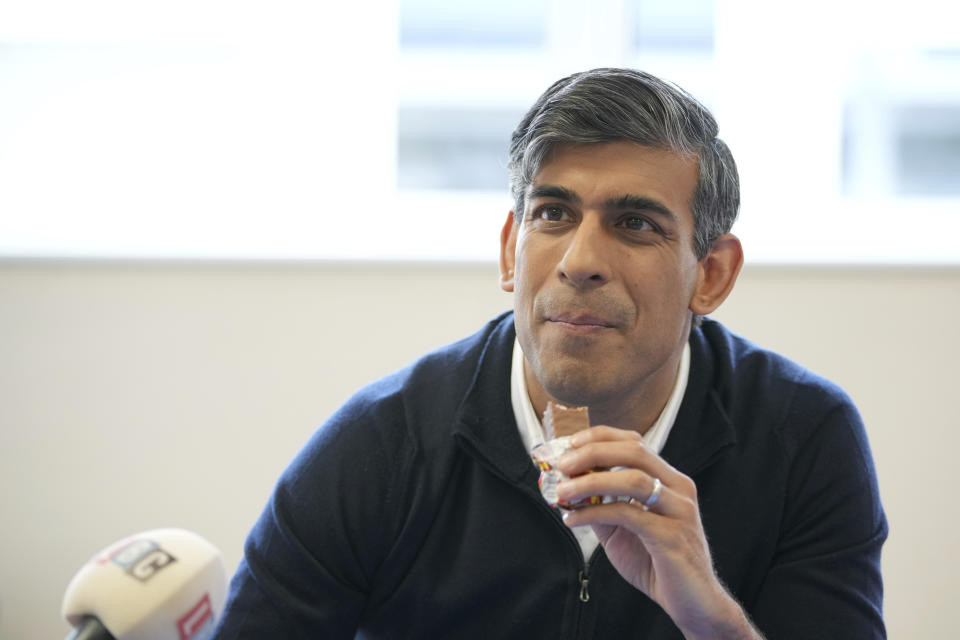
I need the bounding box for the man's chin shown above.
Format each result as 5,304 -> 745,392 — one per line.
539,368 -> 611,409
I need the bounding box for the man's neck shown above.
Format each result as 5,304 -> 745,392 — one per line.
522,350 -> 683,435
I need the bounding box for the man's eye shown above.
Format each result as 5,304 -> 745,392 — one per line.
623,216 -> 654,232
536,205 -> 568,222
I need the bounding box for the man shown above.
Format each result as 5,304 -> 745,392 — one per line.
213,68 -> 886,638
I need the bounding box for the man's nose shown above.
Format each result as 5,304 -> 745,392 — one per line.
557,217 -> 610,289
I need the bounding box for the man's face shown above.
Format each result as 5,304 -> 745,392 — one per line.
500,141 -> 706,428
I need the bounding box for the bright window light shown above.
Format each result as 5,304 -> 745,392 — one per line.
0,0 -> 958,263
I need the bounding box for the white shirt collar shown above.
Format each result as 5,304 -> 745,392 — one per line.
509,336 -> 691,561
511,336 -> 691,456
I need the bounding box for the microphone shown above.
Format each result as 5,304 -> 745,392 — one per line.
61,528 -> 228,640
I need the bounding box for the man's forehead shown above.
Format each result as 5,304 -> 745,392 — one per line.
526,141 -> 699,211
535,140 -> 696,168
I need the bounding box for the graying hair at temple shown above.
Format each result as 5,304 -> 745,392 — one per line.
507,68 -> 740,260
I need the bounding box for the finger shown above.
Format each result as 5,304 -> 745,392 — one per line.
562,500 -> 663,533
634,477 -> 665,512
569,425 -> 644,447
557,468 -> 676,516
558,439 -> 687,492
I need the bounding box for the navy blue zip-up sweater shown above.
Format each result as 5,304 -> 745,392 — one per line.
214,312 -> 887,639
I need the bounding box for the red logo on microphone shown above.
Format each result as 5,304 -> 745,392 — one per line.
177,593 -> 214,640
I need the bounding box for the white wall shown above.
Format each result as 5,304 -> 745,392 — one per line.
1,260 -> 957,638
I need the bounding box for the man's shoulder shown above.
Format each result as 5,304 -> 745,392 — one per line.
694,318 -> 857,433
322,310 -> 515,443
285,311 -> 516,483
356,310 -> 514,403
699,317 -> 847,391
408,310 -> 515,384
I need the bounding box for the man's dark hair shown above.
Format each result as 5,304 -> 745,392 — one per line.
508,68 -> 740,259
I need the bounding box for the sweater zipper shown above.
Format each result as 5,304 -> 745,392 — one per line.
530,491 -> 596,608
454,434 -> 595,612
578,544 -> 601,603
574,550 -> 600,637
521,488 -> 597,636
531,495 -> 595,607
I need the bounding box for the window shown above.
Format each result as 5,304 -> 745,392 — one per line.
1,0 -> 957,263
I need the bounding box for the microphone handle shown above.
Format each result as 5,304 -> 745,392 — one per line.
65,616 -> 115,640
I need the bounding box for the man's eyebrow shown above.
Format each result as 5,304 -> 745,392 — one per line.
527,186 -> 680,222
527,185 -> 582,205
608,194 -> 678,222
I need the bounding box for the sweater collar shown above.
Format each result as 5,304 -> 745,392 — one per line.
452,313 -> 541,486
660,322 -> 738,477
453,313 -> 737,484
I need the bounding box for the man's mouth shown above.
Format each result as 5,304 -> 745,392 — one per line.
547,312 -> 616,331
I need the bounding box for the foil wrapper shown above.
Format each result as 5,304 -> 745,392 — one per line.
531,436 -> 625,510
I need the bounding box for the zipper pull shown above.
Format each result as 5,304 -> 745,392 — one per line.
578,570 -> 590,603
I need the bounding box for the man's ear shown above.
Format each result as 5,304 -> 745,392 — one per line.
690,233 -> 744,316
499,211 -> 518,292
